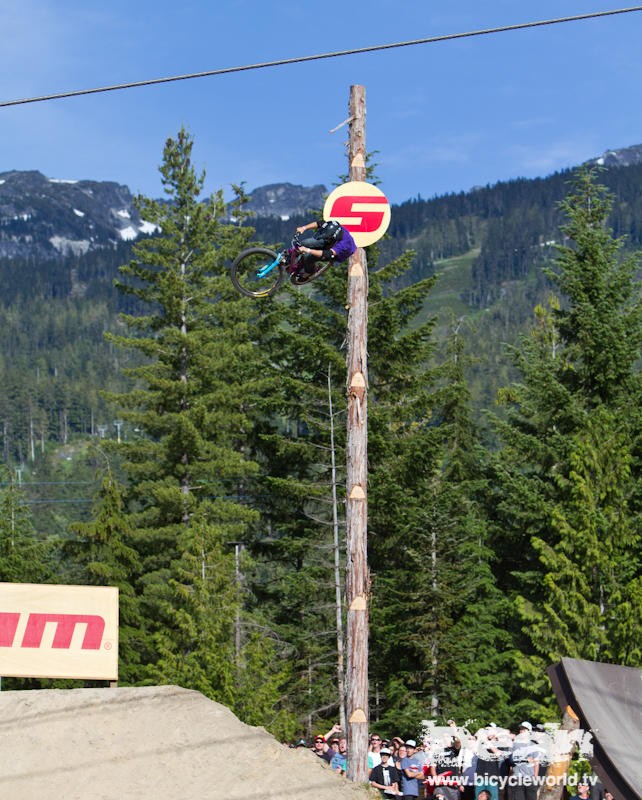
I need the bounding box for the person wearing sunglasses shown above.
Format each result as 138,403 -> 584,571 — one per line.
369,734 -> 384,770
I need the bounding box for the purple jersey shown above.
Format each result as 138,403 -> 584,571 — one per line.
331,227 -> 357,263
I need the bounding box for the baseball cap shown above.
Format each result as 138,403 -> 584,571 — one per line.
296,738 -> 307,747
405,739 -> 417,747
519,721 -> 532,731
314,735 -> 325,742
380,748 -> 391,755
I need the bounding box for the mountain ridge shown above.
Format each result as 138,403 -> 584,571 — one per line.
585,143 -> 642,169
0,171 -> 327,260
0,169 -> 151,260
243,182 -> 326,219
2,142 -> 641,264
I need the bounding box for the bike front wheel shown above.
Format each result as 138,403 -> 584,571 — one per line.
230,247 -> 285,298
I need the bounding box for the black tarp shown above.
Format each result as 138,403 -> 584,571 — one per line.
547,658 -> 642,800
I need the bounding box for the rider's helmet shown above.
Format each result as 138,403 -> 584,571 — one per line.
318,220 -> 344,246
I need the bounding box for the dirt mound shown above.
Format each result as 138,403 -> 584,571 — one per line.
0,685 -> 371,800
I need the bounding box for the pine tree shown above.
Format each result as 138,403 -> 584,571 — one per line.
150,512 -> 296,738
490,169 -> 642,715
369,315 -> 512,727
65,469 -> 144,683
427,320 -> 513,722
0,469 -> 49,583
105,128 -> 292,729
365,251 -> 445,727
246,273 -> 350,733
244,237 -> 452,731
247,230 -> 513,729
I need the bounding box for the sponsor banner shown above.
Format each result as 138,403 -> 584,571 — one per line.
323,181 -> 391,247
0,582 -> 118,680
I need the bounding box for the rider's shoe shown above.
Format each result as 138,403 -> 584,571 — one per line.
292,268 -> 313,285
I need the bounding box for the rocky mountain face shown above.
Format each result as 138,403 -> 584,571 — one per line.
585,143 -> 642,169
243,182 -> 326,220
0,172 -> 326,260
0,170 -> 155,260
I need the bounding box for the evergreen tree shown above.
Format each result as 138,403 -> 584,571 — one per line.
246,265 -> 350,733
245,237 -> 453,731
369,314 -> 512,727
490,169 -> 642,715
247,229 -> 513,729
65,468 -> 144,683
0,469 -> 49,583
151,513 -> 295,738
365,251 -> 445,729
106,128 -> 292,731
426,320 -> 513,722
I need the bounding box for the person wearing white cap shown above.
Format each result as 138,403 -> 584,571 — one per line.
509,723 -> 540,800
400,739 -> 425,800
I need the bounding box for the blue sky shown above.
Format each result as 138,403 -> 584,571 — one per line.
1,0 -> 641,204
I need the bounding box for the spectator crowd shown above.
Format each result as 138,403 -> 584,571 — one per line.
289,720 -> 617,800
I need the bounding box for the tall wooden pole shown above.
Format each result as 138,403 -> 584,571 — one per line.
345,84 -> 369,783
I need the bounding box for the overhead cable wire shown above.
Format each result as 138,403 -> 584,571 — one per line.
1,6 -> 642,109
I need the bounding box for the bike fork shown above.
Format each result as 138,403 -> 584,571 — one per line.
256,256 -> 282,280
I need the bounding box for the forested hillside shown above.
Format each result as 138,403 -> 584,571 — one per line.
1,138 -> 641,739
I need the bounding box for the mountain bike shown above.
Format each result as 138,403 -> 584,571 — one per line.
230,233 -> 331,299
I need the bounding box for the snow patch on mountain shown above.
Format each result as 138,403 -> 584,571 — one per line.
139,220 -> 159,235
49,236 -> 91,256
119,226 -> 138,241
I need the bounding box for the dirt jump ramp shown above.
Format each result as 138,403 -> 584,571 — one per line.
0,685 -> 372,800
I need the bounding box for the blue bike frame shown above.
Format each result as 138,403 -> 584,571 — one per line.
256,255 -> 282,280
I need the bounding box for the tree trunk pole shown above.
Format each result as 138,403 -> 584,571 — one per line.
345,83 -> 369,783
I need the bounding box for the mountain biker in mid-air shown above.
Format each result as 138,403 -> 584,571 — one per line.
229,218 -> 358,298
292,219 -> 357,284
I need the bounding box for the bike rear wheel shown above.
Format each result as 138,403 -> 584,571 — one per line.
230,247 -> 285,298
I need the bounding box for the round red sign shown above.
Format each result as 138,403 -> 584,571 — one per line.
323,181 -> 391,247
